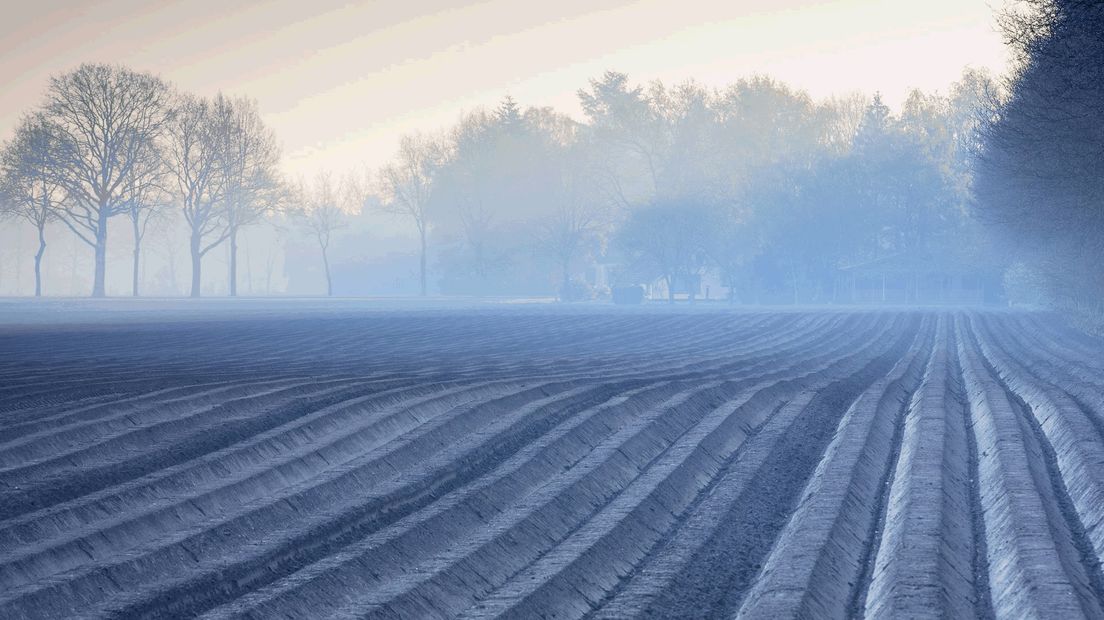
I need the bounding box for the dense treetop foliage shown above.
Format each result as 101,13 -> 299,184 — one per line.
976,0 -> 1104,321
392,71 -> 996,301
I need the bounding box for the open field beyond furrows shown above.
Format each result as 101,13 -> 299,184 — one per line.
2,307 -> 1104,619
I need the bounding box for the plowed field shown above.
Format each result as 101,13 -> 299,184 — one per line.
2,307 -> 1102,619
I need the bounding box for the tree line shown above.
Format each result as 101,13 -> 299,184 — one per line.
0,64 -> 350,298
0,60 -> 1013,302
370,72 -> 996,302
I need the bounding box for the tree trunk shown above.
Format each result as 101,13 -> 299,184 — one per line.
69,244 -> 79,294
561,257 -> 571,301
91,212 -> 108,298
132,247 -> 140,297
321,245 -> 333,297
418,225 -> 427,296
14,233 -> 22,293
34,225 -> 46,298
131,216 -> 141,297
190,233 -> 203,298
265,251 -> 273,295
245,240 -> 253,295
228,226 -> 239,297
168,245 -> 178,295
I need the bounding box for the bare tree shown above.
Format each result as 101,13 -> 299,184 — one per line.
378,133 -> 446,296
298,174 -> 347,297
0,114 -> 64,297
215,94 -> 283,297
262,212 -> 291,295
165,94 -> 228,298
42,64 -> 171,297
121,145 -> 171,297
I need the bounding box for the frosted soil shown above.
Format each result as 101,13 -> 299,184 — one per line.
0,303 -> 1102,619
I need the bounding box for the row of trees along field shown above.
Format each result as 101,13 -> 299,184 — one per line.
0,64 -> 352,298
372,71 -> 997,302
975,0 -> 1104,325
1,63 -> 999,301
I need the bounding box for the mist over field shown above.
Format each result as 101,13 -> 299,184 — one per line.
0,0 -> 1070,314
3,2 -> 1104,619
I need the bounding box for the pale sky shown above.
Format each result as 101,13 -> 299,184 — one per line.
1,0 -> 1010,178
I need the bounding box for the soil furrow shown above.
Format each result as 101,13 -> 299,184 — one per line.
2,308 -> 1101,619
956,315 -> 1102,619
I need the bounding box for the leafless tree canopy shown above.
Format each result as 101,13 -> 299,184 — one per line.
216,94 -> 283,296
162,93 -> 284,297
42,63 -> 172,297
0,114 -> 65,296
297,173 -> 348,297
377,133 -> 446,296
166,94 -> 229,298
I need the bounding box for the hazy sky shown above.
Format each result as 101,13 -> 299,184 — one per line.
2,0 -> 1009,178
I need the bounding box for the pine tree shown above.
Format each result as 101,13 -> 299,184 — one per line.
495,95 -> 524,134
